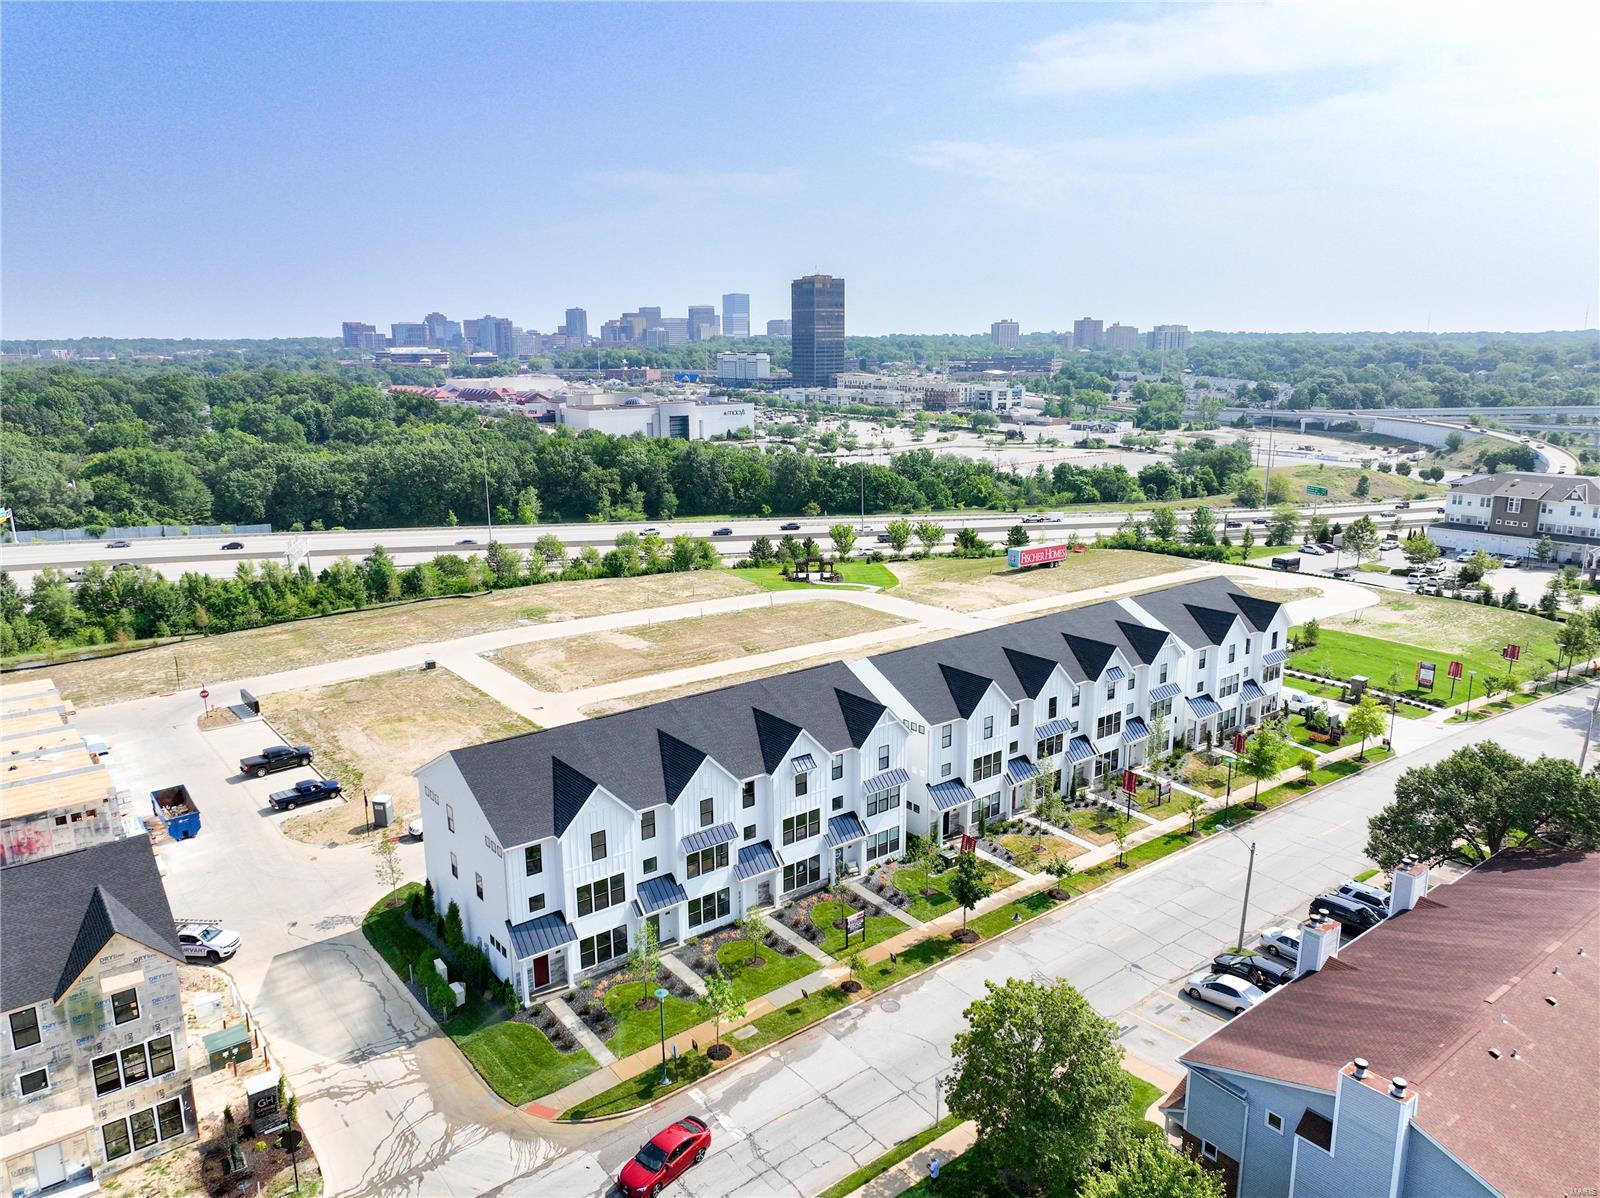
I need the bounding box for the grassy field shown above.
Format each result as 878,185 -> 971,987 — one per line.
889,858 -> 1017,922
740,561 -> 901,591
40,570 -> 763,708
713,940 -> 821,1005
889,550 -> 1192,613
995,832 -> 1085,871
1250,462 -> 1443,503
266,668 -> 536,845
488,600 -> 906,692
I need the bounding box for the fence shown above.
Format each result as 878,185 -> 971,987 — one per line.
5,523 -> 272,544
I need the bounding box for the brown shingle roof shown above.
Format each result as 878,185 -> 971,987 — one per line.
1181,850 -> 1600,1198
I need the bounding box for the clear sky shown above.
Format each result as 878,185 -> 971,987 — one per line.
4,2 -> 1596,339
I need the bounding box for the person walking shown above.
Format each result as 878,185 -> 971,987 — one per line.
928,1153 -> 940,1190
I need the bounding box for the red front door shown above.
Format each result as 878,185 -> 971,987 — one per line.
533,955 -> 550,989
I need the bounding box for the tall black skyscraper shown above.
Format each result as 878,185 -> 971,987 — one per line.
790,274 -> 845,386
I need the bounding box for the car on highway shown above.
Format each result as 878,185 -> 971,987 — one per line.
1224,519 -> 1244,529
779,522 -> 802,531
240,744 -> 313,778
642,526 -> 660,535
1184,971 -> 1267,1014
1309,892 -> 1384,935
618,1115 -> 711,1197
178,922 -> 242,964
113,562 -> 137,572
1022,514 -> 1050,524
106,539 -> 131,549
1210,952 -> 1292,991
67,569 -> 86,583
1259,925 -> 1302,961
712,527 -> 733,536
269,778 -> 343,810
455,538 -> 477,546
1336,878 -> 1391,915
222,541 -> 245,550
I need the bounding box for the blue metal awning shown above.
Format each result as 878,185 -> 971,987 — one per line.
928,778 -> 976,812
1149,682 -> 1182,702
862,767 -> 909,794
1035,717 -> 1074,740
1264,648 -> 1290,666
1186,693 -> 1222,719
1103,665 -> 1125,683
1241,679 -> 1266,703
826,812 -> 868,847
507,911 -> 576,959
790,753 -> 817,772
1122,716 -> 1149,744
1065,735 -> 1095,765
736,840 -> 780,880
1005,757 -> 1039,784
633,873 -> 688,916
680,821 -> 737,854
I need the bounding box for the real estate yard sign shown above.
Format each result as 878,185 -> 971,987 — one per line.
1447,658 -> 1464,700
844,908 -> 865,946
1416,661 -> 1437,689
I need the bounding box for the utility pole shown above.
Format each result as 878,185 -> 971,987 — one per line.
477,416 -> 494,541
1236,839 -> 1257,953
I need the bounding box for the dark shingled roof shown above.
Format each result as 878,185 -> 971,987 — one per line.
1128,576 -> 1266,647
1182,850 -> 1600,1198
448,662 -> 890,846
0,837 -> 183,1011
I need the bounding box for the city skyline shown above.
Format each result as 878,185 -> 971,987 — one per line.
3,2 -> 1596,338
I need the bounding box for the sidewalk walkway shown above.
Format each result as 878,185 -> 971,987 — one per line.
846,1122 -> 979,1198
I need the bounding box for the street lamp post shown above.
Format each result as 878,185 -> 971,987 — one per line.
654,986 -> 670,1086
1464,669 -> 1477,718
1579,683 -> 1600,770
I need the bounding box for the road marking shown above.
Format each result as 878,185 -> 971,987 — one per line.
1124,1005 -> 1202,1045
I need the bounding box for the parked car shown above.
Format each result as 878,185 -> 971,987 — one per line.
618,1115 -> 712,1198
178,922 -> 242,964
1211,952 -> 1292,990
1317,541 -> 1336,552
1499,555 -> 1520,567
1299,544 -> 1326,556
1336,878 -> 1391,915
1331,568 -> 1355,581
1259,926 -> 1302,961
1455,550 -> 1474,562
407,817 -> 424,839
106,539 -> 131,549
269,778 -> 342,810
779,522 -> 801,531
1310,892 -> 1385,934
221,541 -> 244,550
1184,972 -> 1267,1014
240,744 -> 313,778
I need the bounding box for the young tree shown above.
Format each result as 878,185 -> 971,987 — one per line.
1342,515 -> 1380,566
535,533 -> 565,564
1107,809 -> 1134,867
1182,787 -> 1206,836
373,833 -> 405,893
443,901 -> 464,949
1355,473 -> 1371,498
1366,744 -> 1600,868
1266,504 -> 1300,546
1186,505 -> 1217,546
845,951 -> 866,991
629,915 -> 661,985
945,978 -> 1133,1192
1006,524 -> 1030,548
949,849 -> 994,933
1234,477 -> 1264,508
1299,617 -> 1321,647
737,913 -> 765,967
828,522 -> 858,558
914,519 -> 944,556
953,526 -> 986,556
1345,693 -> 1387,761
701,972 -> 745,1057
1402,534 -> 1440,568
1556,613 -> 1596,679
1078,1138 -> 1226,1198
1236,727 -> 1286,807
748,534 -> 776,566
885,517 -> 913,556
1147,505 -> 1179,542
1535,533 -> 1555,563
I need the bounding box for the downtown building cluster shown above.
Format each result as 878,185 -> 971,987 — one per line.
415,578 -> 1289,1003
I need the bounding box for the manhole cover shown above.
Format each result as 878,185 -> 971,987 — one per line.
880,999 -> 901,1012
733,1026 -> 758,1041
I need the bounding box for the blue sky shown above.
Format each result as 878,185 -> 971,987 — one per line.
4,2 -> 1596,338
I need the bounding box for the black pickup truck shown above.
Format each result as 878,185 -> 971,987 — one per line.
269,778 -> 342,810
240,744 -> 312,778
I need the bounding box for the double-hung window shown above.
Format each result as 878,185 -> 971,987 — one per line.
685,843 -> 730,878
983,716 -> 994,739
590,830 -> 607,860
640,811 -> 656,840
1095,712 -> 1122,740
8,1009 -> 40,1050
525,845 -> 542,875
575,873 -> 625,916
111,988 -> 140,1025
940,725 -> 953,749
782,809 -> 821,845
1036,733 -> 1064,759
971,751 -> 1002,782
698,797 -> 714,828
865,786 -> 901,817
877,745 -> 890,771
831,755 -> 844,781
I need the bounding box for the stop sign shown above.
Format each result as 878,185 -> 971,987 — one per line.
199,688 -> 210,700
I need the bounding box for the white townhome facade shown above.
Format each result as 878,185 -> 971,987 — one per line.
416,578 -> 1289,1003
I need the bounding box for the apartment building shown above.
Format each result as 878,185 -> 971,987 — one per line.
1,838 -> 196,1197
416,578 -> 1287,1002
1169,849 -> 1598,1198
1431,472 -> 1600,564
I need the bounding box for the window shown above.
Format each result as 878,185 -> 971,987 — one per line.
1095,712 -> 1122,740
19,1067 -> 48,1096
156,1097 -> 185,1141
832,755 -> 844,781
940,762 -> 952,777
1507,497 -> 1522,513
1159,663 -> 1169,684
528,894 -> 546,913
642,856 -> 658,875
1047,696 -> 1058,718
1198,652 -> 1208,670
782,809 -> 821,845
1105,681 -> 1116,701
579,926 -> 627,970
794,771 -> 809,798
152,1035 -> 181,1077
130,1107 -> 158,1151
832,794 -> 844,811
112,988 -> 140,1025
475,873 -> 484,900
983,716 -> 994,739
688,889 -> 731,928
742,780 -> 756,808
877,745 -> 890,771
1071,689 -> 1081,708
1228,644 -> 1237,664
685,843 -> 730,878
575,873 -> 625,916
590,830 -> 607,861
783,855 -> 822,892
699,797 -> 714,828
1009,706 -> 1020,727
119,1043 -> 150,1087
743,823 -> 756,841
640,811 -> 656,840
8,1009 -> 39,1050
941,725 -> 953,749
1264,663 -> 1282,683
971,751 -> 1002,782
1201,1140 -> 1219,1162
94,1053 -> 123,1096
1271,631 -> 1280,649
524,844 -> 542,875
450,851 -> 459,878
446,804 -> 455,833
1265,1110 -> 1284,1133
1009,740 -> 1019,754
1036,733 -> 1064,759
1219,674 -> 1240,699
1151,698 -> 1173,722
865,786 -> 902,817
865,827 -> 901,861
1245,638 -> 1252,655
103,1117 -> 132,1161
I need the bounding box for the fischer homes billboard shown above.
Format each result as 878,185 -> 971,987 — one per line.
1007,543 -> 1068,568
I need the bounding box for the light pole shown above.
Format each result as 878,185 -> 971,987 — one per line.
1388,695 -> 1398,746
1464,669 -> 1477,718
654,986 -> 670,1086
1224,831 -> 1258,953
476,416 -> 494,541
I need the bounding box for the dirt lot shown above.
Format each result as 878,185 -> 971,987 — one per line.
488,600 -> 908,693
889,549 -> 1193,612
42,572 -> 761,709
264,667 -> 536,845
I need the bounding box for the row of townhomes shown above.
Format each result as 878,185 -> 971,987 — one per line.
1166,848 -> 1598,1198
1430,470 -> 1600,565
418,578 -> 1292,1003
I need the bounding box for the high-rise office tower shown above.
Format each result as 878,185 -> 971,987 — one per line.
472,315 -> 515,357
391,321 -> 429,346
1105,323 -> 1139,351
424,311 -> 462,348
658,317 -> 690,344
1073,317 -> 1105,350
638,307 -> 663,329
687,305 -> 719,341
990,319 -> 1020,348
791,274 -> 845,386
765,319 -> 792,338
722,293 -> 750,338
341,321 -> 383,349
1147,324 -> 1192,352
563,308 -> 589,344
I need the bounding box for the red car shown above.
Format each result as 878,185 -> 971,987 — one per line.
618,1115 -> 711,1196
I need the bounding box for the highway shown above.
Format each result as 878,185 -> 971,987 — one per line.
0,499 -> 1444,586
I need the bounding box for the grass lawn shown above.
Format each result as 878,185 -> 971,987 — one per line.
858,932 -> 966,991
268,668 -> 537,846
1175,753 -> 1230,797
889,858 -> 1017,922
1292,627 -> 1540,701
889,549 -> 1189,613
560,1051 -> 716,1120
1285,715 -> 1335,754
1249,462 -> 1442,503
995,832 -> 1084,871
969,889 -> 1062,938
734,984 -> 855,1053
714,939 -> 821,1004
1066,807 -> 1121,846
739,561 -> 902,591
1354,868 -> 1380,883
810,898 -> 905,956
1290,677 -> 1349,701
818,1115 -> 964,1198
602,980 -> 706,1059
489,599 -> 906,692
453,1020 -> 597,1104
1138,790 -> 1195,821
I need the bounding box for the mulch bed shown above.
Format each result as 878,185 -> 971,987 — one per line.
519,1004 -> 584,1054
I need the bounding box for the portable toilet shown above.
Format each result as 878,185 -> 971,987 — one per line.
371,794 -> 393,828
